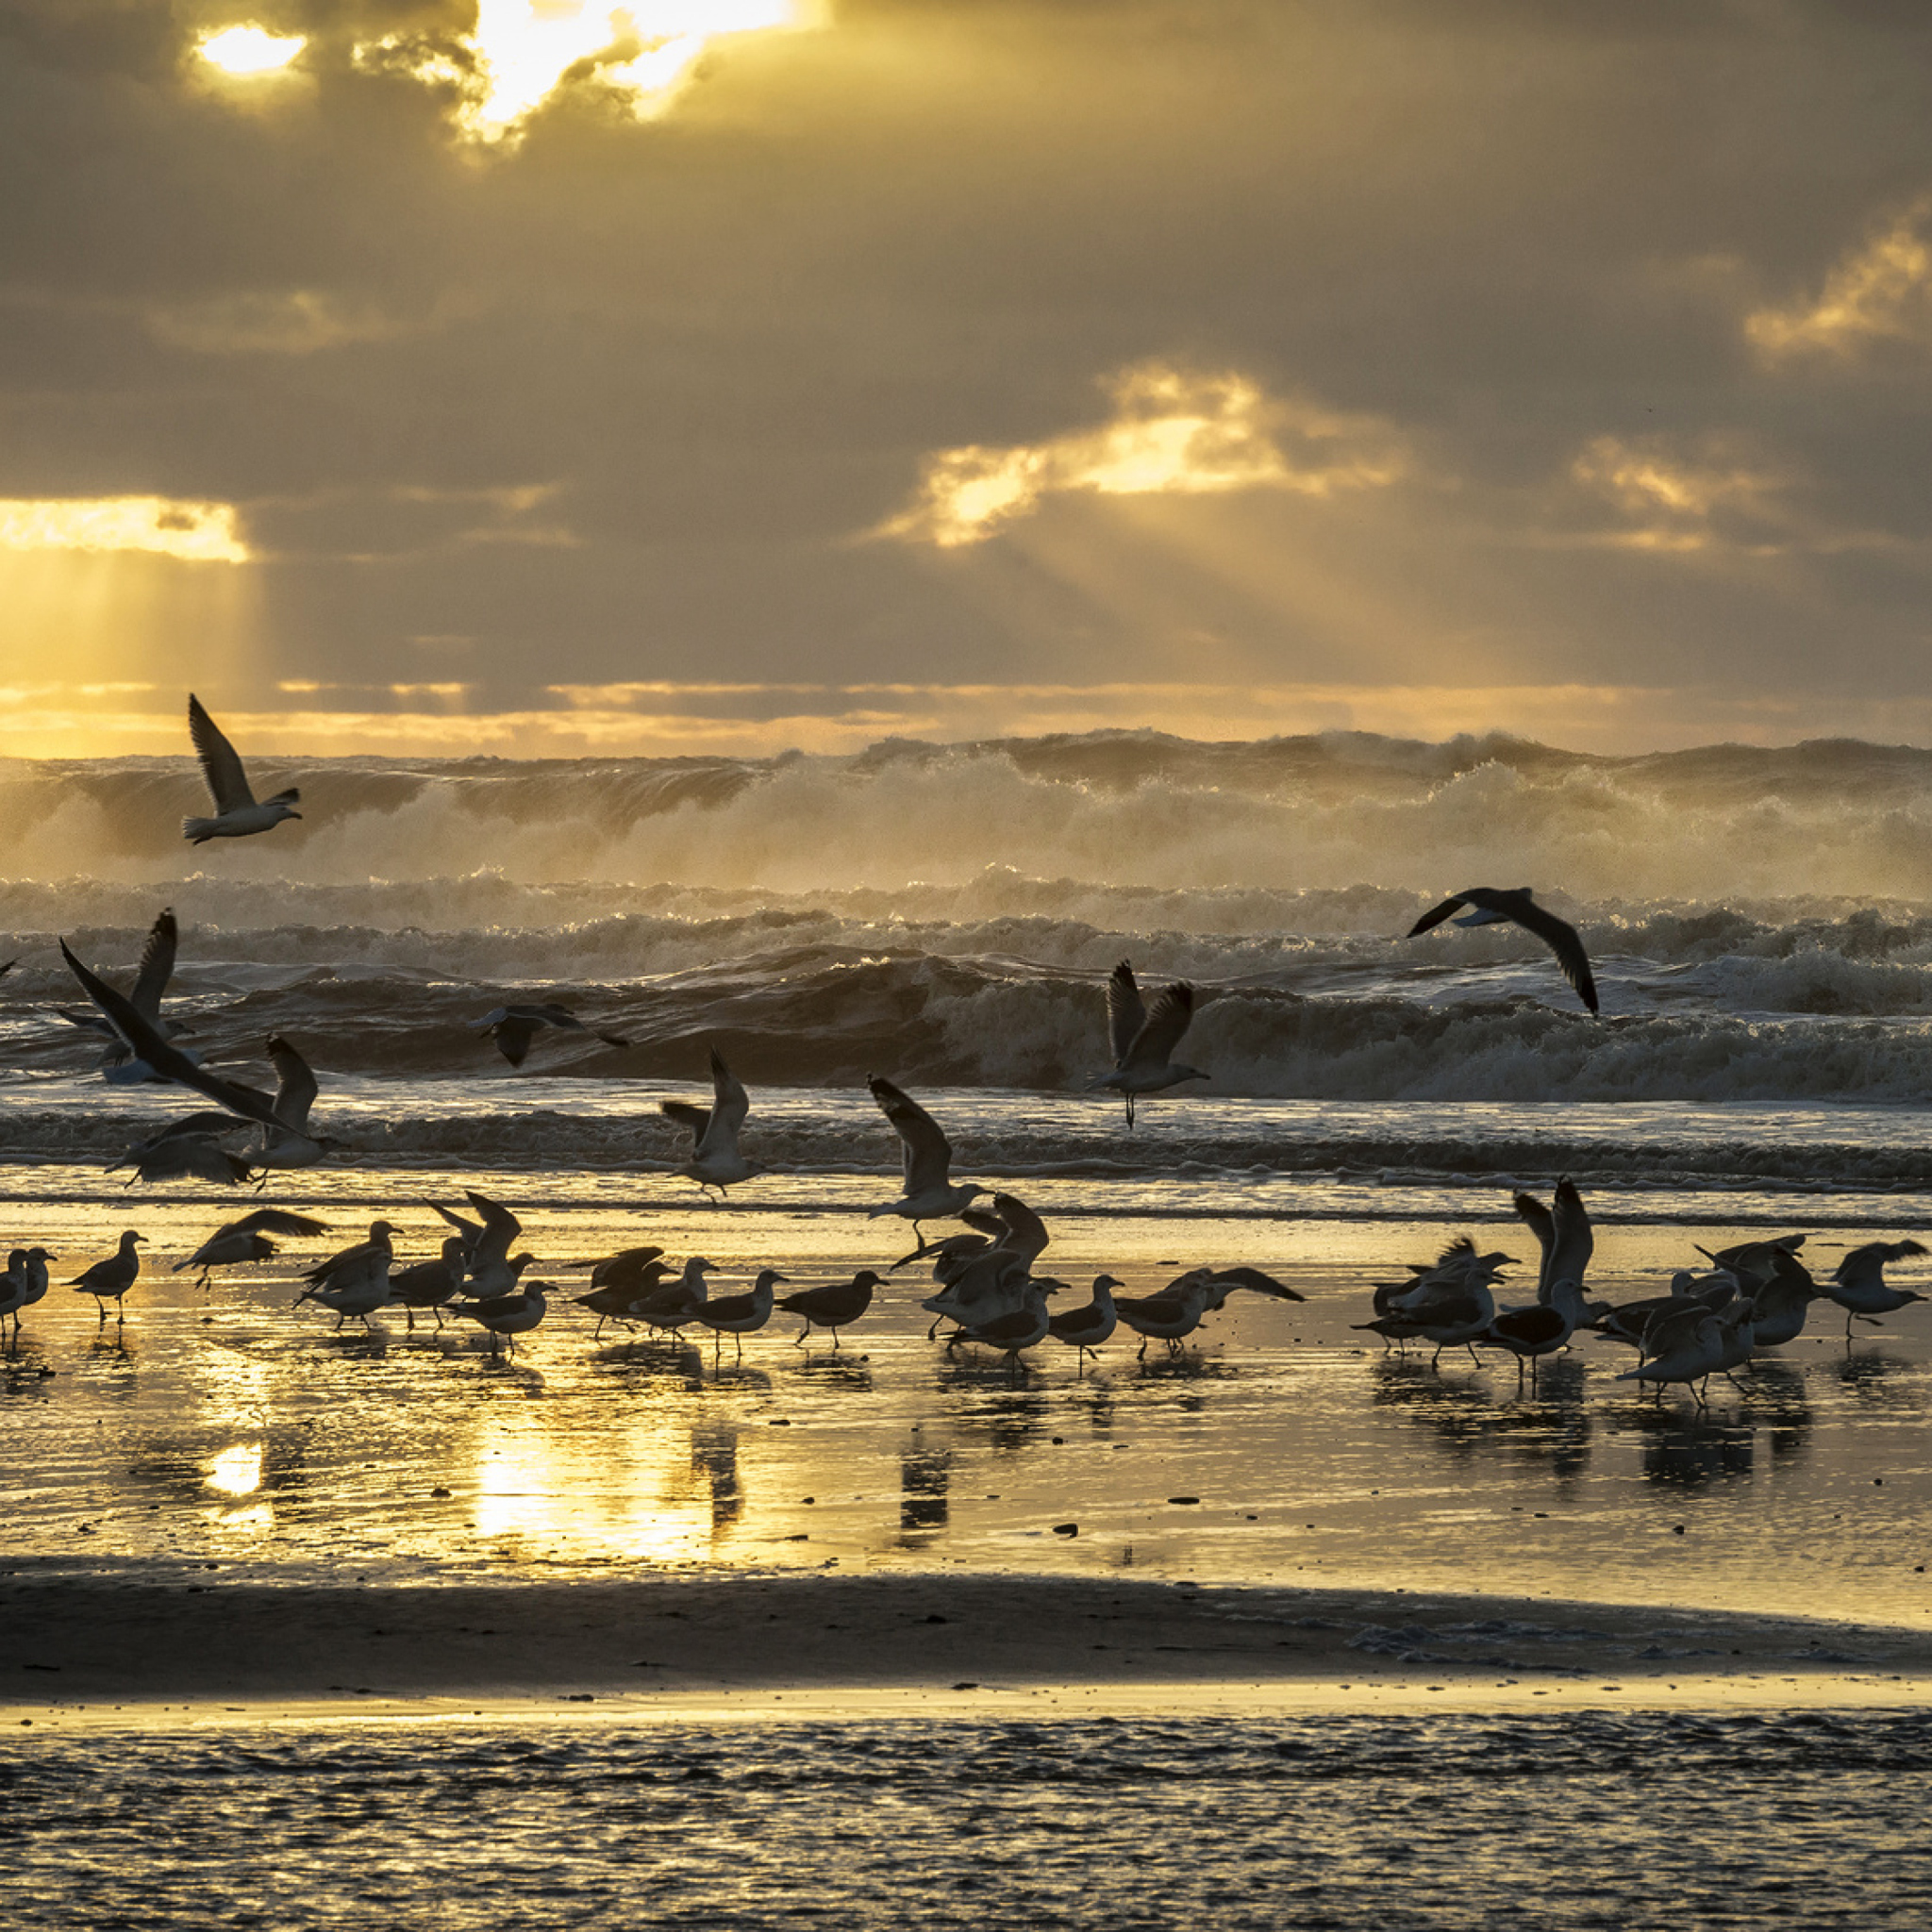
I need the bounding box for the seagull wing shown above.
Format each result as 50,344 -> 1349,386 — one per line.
129,908 -> 178,1020
991,1192 -> 1050,1266
423,1200 -> 484,1247
464,1189 -> 522,1267
1125,983 -> 1196,1068
188,693 -> 257,813
1549,1177 -> 1595,1284
225,1208 -> 330,1239
699,1046 -> 749,1158
266,1035 -> 318,1131
59,940 -> 291,1133
1106,960 -> 1145,1066
1504,897 -> 1600,1014
1407,894 -> 1472,938
660,1101 -> 711,1151
869,1074 -> 952,1193
1512,1191 -> 1555,1293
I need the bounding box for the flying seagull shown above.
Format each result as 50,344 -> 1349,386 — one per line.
59,940 -> 298,1138
183,694 -> 302,844
56,906 -> 191,1078
1088,960 -> 1208,1127
866,1076 -> 988,1237
660,1046 -> 759,1197
473,1003 -> 630,1068
1406,888 -> 1599,1014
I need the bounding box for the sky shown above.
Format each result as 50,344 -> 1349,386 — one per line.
3,0 -> 1932,758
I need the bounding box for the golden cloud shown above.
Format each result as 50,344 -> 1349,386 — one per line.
1570,435 -> 1790,552
879,362 -> 1407,549
354,1 -> 817,147
0,497 -> 250,562
1747,196 -> 1932,359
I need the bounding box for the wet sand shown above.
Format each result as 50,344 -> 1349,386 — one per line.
8,1565 -> 1932,1728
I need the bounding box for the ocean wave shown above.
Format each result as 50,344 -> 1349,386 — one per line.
9,729 -> 1932,903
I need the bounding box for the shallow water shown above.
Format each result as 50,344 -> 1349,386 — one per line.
7,1710 -> 1932,1929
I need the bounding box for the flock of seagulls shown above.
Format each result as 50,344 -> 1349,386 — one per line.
7,695 -> 1919,1411
1357,1180 -> 1927,1404
21,1174 -> 1300,1377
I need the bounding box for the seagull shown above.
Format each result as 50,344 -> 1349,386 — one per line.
1184,1265 -> 1307,1311
865,1077 -> 987,1237
175,1207 -> 329,1291
629,1257 -> 716,1334
572,1259 -> 675,1339
182,693 -> 302,844
244,1035 -> 335,1174
444,1282 -> 548,1354
473,1004 -> 630,1069
389,1238 -> 468,1332
694,1269 -> 786,1363
2,1247 -> 55,1337
1513,1178 -> 1595,1307
957,1278 -> 1055,1370
776,1270 -> 881,1350
111,1122 -> 256,1186
1743,1249 -> 1819,1349
1406,889 -> 1598,1014
70,1230 -> 144,1323
55,907 -> 191,1080
1088,961 -> 1208,1127
58,941 -> 299,1140
1824,1240 -> 1929,1341
1615,1305 -> 1726,1406
300,1221 -> 396,1293
452,1190 -> 529,1299
1112,1274 -> 1218,1359
1047,1274 -> 1124,1369
567,1244 -> 667,1290
1476,1277 -> 1589,1391
660,1047 -> 760,1197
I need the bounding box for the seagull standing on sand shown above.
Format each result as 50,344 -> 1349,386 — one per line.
661,1047 -> 760,1198
1088,961 -> 1208,1127
474,1004 -> 630,1069
865,1077 -> 988,1238
71,1230 -> 144,1323
183,694 -> 302,844
444,1282 -> 548,1354
695,1269 -> 786,1363
389,1238 -> 468,1331
1407,888 -> 1599,1014
776,1270 -> 881,1350
1047,1274 -> 1124,1369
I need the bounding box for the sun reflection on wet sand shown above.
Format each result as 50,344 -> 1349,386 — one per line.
3,1179 -> 1930,1629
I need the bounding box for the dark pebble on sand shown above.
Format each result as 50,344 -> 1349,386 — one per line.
1672,1524 -> 1686,1535
924,1614 -> 949,1624
952,1682 -> 978,1690
1053,1523 -> 1078,1537
431,1486 -> 451,1497
1169,1496 -> 1200,1506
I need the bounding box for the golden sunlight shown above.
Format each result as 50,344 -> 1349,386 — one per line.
0,497 -> 251,563
880,363 -> 1406,549
1748,196 -> 1932,359
197,25 -> 307,75
364,1 -> 811,145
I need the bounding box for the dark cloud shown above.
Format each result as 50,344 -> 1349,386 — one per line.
1,0 -> 1930,732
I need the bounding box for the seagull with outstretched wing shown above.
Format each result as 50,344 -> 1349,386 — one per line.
865,1076 -> 987,1238
59,939 -> 297,1138
183,694 -> 302,844
1406,888 -> 1599,1014
660,1046 -> 759,1197
473,1002 -> 630,1068
1087,959 -> 1208,1126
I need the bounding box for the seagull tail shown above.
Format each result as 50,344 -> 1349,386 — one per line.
182,816 -> 221,844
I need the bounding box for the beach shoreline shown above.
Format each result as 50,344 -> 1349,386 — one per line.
7,1565 -> 1932,1729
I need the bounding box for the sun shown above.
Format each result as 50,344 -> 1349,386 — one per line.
197,25 -> 307,76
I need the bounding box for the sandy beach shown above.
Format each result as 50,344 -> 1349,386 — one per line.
8,1565 -> 1932,1730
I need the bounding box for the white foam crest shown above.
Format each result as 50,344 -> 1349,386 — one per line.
12,735 -> 1932,901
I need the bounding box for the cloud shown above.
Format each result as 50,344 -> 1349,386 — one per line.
877,362 -> 1406,548
1569,434 -> 1792,552
1747,195 -> 1932,359
353,0 -> 820,145
0,497 -> 250,562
